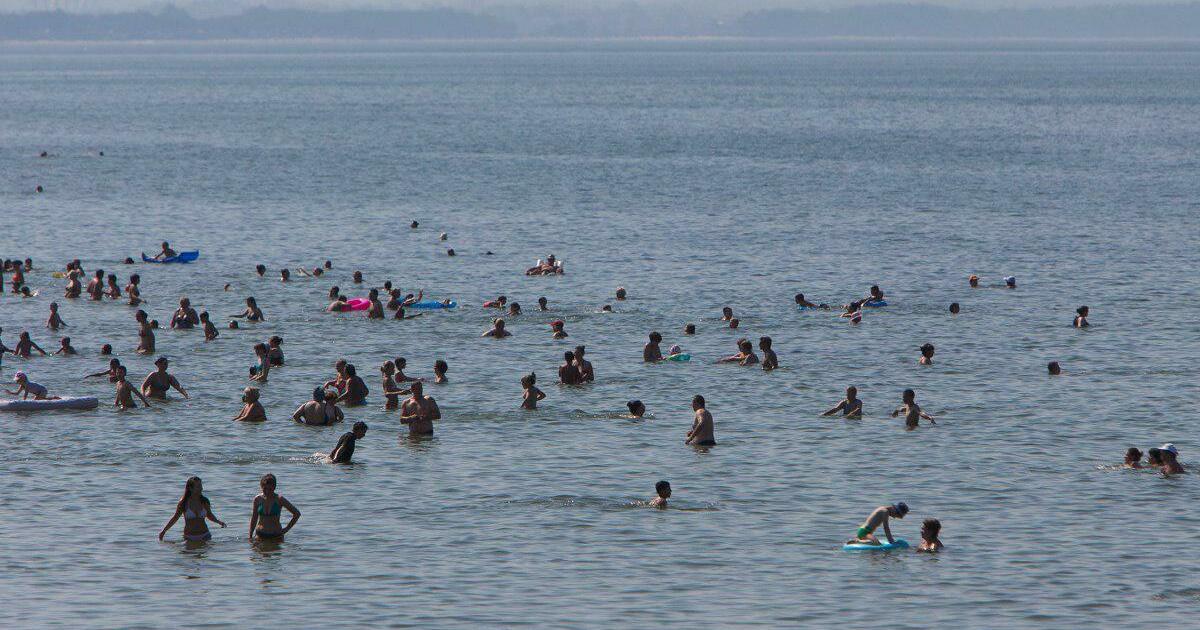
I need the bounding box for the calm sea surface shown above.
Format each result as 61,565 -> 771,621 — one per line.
1,41 -> 1199,628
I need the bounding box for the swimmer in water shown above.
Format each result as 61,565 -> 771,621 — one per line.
538,296 -> 548,311
85,358 -> 123,383
559,351 -> 580,384
841,300 -> 864,319
759,337 -> 778,370
46,302 -> 67,330
627,400 -> 646,418
719,338 -> 758,366
863,285 -> 885,304
400,381 -> 440,437
433,360 -> 449,384
720,306 -> 734,321
521,373 -> 546,410
153,242 -> 177,261
125,273 -> 142,306
684,323 -> 696,335
969,274 -> 979,288
380,363 -> 406,410
232,297 -> 264,322
915,518 -> 944,552
643,332 -> 663,362
256,264 -> 266,277
1073,306 -> 1090,328
114,366 -> 151,409
891,389 -> 936,429
919,343 -> 935,365
550,320 -> 568,339
366,289 -> 384,319
328,285 -> 340,301
484,295 -> 507,309
268,338 -> 285,367
249,343 -> 270,383
507,302 -> 522,317
86,269 -> 105,301
201,312 -> 218,340
482,318 -> 512,338
601,305 -> 613,313
14,331 -> 48,357
1124,447 -> 1143,469
142,357 -> 189,400
949,302 -> 960,314
63,269 -> 82,299
100,344 -> 112,356
53,337 -> 77,356
249,474 -> 299,541
279,268 -> 290,282
233,387 -> 266,422
686,395 -> 715,446
336,364 -> 369,406
847,503 -> 908,546
1048,361 -> 1061,375
1005,276 -> 1017,289
327,295 -> 351,312
352,271 -> 364,284
105,273 -> 121,299
393,306 -> 423,321
1160,444 -> 1186,476
574,346 -> 594,382
794,293 -> 822,309
159,476 -> 226,542
330,422 -> 368,464
822,386 -> 863,418
616,287 -> 627,301
649,480 -> 671,508
293,387 -> 331,425
170,298 -> 200,330
7,372 -> 60,400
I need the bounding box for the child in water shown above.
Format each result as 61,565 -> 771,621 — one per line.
201,312 -> 218,341
626,400 -> 646,418
46,302 -> 67,330
550,320 -> 568,339
891,389 -> 936,429
7,372 -> 60,400
520,373 -> 545,410
916,518 -> 944,552
1124,447 -> 1143,469
919,343 -> 935,365
848,503 -> 907,546
822,386 -> 863,418
649,481 -> 671,508
53,337 -> 77,356
759,337 -> 778,370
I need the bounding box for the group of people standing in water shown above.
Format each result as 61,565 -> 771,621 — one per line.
0,245 -> 1180,549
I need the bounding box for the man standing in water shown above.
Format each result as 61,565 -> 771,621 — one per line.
400,381 -> 440,437
141,357 -> 189,400
686,395 -> 715,446
573,345 -> 594,382
330,422 -> 368,464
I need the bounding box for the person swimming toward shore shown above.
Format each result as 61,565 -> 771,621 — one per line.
52,337 -> 77,356
1073,306 -> 1090,328
521,372 -> 546,410
649,480 -> 671,508
822,386 -> 863,418
233,387 -> 266,422
483,318 -> 512,338
7,372 -> 60,400
483,295 -> 507,309
892,389 -> 936,429
159,476 -> 226,542
919,343 -> 935,365
330,422 -> 368,464
916,518 -> 944,552
142,357 -> 189,400
759,337 -> 778,370
627,400 -> 646,418
1124,447 -> 1143,469
114,365 -> 151,409
46,302 -> 67,331
250,474 -> 299,541
400,381 -> 440,437
719,338 -> 758,366
644,332 -> 663,362
847,503 -> 908,546
686,395 -> 715,446
794,293 -> 827,309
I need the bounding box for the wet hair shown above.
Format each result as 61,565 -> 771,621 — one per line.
256,264 -> 266,275
574,345 -> 585,357
61,336 -> 71,345
434,360 -> 448,374
538,296 -> 547,306
759,336 -> 772,349
902,388 -> 915,400
616,287 -> 627,299
655,480 -> 670,495
627,400 -> 645,415
130,273 -> 140,283
324,260 -> 332,269
269,336 -> 282,345
447,249 -> 456,256
684,323 -> 696,335
101,344 -> 113,354
1125,447 -> 1143,463
722,306 -> 733,316
794,293 -> 804,303
521,373 -> 534,387
353,421 -> 368,432
312,387 -> 325,402
260,473 -> 276,488
394,357 -> 407,370
509,302 -> 521,313
1147,448 -> 1164,466
921,518 -> 940,538
949,302 -> 960,313
738,338 -> 752,352
564,351 -> 575,361
692,394 -> 705,408
179,476 -> 208,511
1076,306 -> 1089,316
345,364 -> 357,377
1047,361 -> 1061,375
920,343 -> 935,355
649,331 -> 662,342
729,318 -> 739,329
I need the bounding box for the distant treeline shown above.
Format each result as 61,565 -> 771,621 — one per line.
5,3 -> 1200,41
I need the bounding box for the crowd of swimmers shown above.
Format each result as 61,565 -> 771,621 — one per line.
0,249 -> 1179,549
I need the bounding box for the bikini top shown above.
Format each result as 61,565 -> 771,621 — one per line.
257,498 -> 283,517
184,499 -> 207,519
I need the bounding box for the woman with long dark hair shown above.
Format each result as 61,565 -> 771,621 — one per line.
159,477 -> 226,542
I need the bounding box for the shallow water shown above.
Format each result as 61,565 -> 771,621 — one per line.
1,41 -> 1199,628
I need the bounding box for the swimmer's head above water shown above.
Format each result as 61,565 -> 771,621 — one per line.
627,400 -> 645,417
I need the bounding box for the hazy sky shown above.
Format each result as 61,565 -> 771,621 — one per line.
4,0 -> 1185,13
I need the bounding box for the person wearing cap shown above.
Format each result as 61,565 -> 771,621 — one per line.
1160,444 -> 1186,476
1004,276 -> 1017,288
330,422 -> 368,464
847,503 -> 908,546
643,332 -> 664,362
822,386 -> 863,418
7,371 -> 58,400
1047,361 -> 1061,375
968,275 -> 979,288
142,357 -> 189,400
919,343 -> 935,365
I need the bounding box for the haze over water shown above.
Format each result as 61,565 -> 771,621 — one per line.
1,41 -> 1199,627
